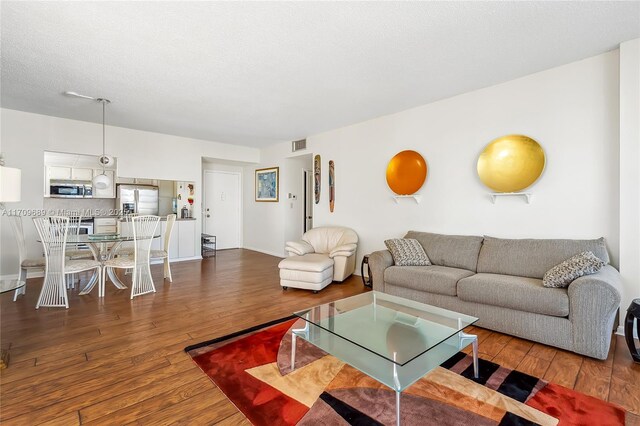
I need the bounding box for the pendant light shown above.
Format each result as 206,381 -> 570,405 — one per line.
93,98 -> 111,190
63,91 -> 114,188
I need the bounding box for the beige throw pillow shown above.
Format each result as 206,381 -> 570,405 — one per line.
384,238 -> 431,266
542,251 -> 606,288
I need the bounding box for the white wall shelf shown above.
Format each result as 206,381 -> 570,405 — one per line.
392,195 -> 422,204
489,192 -> 532,204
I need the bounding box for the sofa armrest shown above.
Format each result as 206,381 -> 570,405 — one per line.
329,243 -> 357,258
285,241 -> 315,256
568,265 -> 622,359
368,250 -> 394,292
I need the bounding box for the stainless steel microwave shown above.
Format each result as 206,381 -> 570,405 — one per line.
49,181 -> 93,198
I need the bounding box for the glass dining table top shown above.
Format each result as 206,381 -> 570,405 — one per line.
293,291 -> 478,366
0,279 -> 25,294
37,234 -> 161,243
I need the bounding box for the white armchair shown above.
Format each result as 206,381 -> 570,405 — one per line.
279,227 -> 358,292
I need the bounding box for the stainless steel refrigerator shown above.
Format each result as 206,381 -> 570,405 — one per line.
116,184 -> 159,215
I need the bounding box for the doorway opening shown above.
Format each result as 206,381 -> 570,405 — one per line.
303,169 -> 313,232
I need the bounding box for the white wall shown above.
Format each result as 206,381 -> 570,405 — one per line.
242,143 -> 311,257
619,39 -> 640,336
0,109 -> 260,276
307,52 -> 620,272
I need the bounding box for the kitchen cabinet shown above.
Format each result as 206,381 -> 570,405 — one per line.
47,166 -> 94,181
72,168 -> 94,181
177,220 -> 196,258
117,177 -> 158,186
134,178 -> 157,185
94,217 -> 117,234
48,166 -> 72,180
92,170 -> 116,198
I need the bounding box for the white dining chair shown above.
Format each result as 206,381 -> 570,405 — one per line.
157,214 -> 176,282
102,215 -> 160,299
64,215 -> 95,290
65,216 -> 94,260
9,215 -> 46,301
117,214 -> 176,282
33,216 -> 102,309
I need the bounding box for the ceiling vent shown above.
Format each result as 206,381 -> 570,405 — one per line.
292,139 -> 307,152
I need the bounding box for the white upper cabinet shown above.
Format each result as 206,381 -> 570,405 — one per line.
71,168 -> 94,181
92,169 -> 116,198
47,166 -> 72,180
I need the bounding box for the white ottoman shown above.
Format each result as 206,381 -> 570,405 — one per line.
278,254 -> 334,293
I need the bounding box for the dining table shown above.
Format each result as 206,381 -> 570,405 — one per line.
38,233 -> 161,295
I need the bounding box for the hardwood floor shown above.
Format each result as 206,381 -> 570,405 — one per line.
1,249 -> 638,425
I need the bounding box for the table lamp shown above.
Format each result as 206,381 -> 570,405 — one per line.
0,165 -> 22,205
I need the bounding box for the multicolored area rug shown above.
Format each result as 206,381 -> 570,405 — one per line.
185,317 -> 626,426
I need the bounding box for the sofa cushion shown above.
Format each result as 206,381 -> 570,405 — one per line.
457,273 -> 569,317
302,227 -> 358,254
404,231 -> 484,272
477,236 -> 610,279
384,238 -> 431,266
542,251 -> 606,288
278,254 -> 334,272
384,265 -> 474,297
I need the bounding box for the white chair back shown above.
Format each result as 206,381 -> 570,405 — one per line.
68,215 -> 83,236
164,214 -> 176,253
130,215 -> 160,299
33,216 -> 70,308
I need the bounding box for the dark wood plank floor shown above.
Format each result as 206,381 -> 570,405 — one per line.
1,249 -> 638,425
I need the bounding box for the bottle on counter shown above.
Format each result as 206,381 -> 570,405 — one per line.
181,205 -> 188,219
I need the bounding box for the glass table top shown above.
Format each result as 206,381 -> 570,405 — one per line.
0,279 -> 25,294
37,234 -> 161,243
294,291 -> 478,366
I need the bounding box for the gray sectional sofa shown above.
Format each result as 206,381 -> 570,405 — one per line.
369,231 -> 622,360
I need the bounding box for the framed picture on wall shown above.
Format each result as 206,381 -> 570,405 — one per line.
255,167 -> 279,202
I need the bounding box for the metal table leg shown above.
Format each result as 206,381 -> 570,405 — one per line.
79,243 -> 101,295
291,319 -> 310,372
396,390 -> 401,426
458,319 -> 479,379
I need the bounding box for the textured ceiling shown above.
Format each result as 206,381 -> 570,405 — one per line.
2,2 -> 639,148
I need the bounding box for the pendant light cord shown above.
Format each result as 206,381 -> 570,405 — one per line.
102,100 -> 106,174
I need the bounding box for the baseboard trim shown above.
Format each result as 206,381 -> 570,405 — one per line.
166,256 -> 203,263
617,325 -> 639,339
242,246 -> 285,258
0,271 -> 44,281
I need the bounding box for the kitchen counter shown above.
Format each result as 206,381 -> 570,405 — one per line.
113,216 -> 196,222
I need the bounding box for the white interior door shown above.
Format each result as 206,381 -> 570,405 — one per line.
204,171 -> 241,249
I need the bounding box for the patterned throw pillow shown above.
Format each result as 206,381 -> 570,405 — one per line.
384,238 -> 431,266
542,251 -> 606,288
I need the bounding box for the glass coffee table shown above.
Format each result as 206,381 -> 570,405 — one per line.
292,291 -> 479,426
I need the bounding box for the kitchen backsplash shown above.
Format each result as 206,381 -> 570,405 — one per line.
43,198 -> 117,217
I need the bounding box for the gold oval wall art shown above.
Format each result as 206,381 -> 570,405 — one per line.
386,150 -> 427,195
477,134 -> 546,193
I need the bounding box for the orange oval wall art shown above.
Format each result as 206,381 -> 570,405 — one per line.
386,150 -> 428,195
